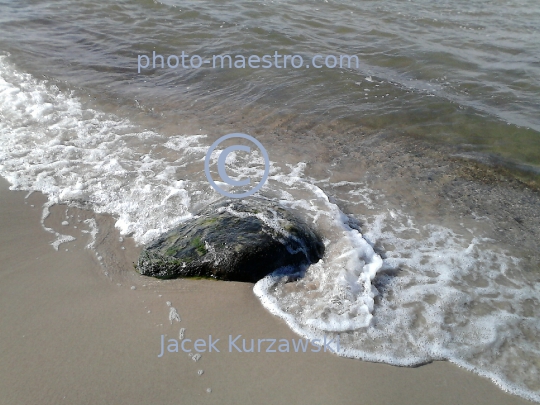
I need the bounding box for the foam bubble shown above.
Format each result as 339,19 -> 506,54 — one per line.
168,307 -> 181,324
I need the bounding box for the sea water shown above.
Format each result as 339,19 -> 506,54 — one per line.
1,0 -> 539,401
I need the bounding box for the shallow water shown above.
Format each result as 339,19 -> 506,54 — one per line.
1,0 -> 540,402
1,0 -> 539,167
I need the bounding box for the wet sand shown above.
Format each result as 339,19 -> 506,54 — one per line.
0,176 -> 531,405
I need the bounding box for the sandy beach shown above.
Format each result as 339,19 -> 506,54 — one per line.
0,176 -> 532,404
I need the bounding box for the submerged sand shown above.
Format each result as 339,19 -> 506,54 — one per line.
0,177 -> 531,405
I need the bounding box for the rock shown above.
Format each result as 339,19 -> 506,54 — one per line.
137,198 -> 325,282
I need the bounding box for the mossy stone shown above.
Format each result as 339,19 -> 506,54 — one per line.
136,197 -> 324,282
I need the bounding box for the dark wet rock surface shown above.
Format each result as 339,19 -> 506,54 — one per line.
137,198 -> 325,282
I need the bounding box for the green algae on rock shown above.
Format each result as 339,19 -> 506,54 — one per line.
137,198 -> 325,282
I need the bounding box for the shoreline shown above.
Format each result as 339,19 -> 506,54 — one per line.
0,178 -> 533,405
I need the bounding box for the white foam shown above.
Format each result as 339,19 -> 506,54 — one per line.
39,202 -> 76,251
81,218 -> 98,249
0,56 -> 198,245
258,174 -> 540,402
168,307 -> 181,324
